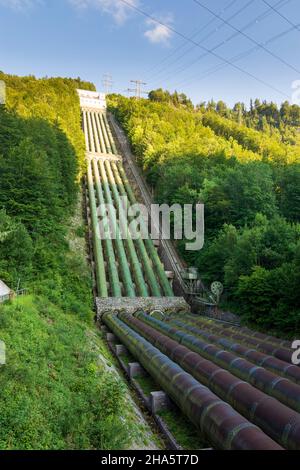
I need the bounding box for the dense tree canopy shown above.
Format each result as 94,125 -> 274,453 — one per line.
0,74 -> 142,450
108,93 -> 300,335
0,73 -> 94,174
148,88 -> 193,109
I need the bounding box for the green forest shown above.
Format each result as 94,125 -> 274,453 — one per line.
0,73 -> 150,450
1,72 -> 300,449
108,91 -> 300,336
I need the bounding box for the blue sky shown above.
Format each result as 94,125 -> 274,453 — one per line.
0,0 -> 300,106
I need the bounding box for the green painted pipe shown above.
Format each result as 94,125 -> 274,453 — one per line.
94,112 -> 105,153
100,112 -> 172,296
99,160 -> 146,296
99,113 -> 112,154
103,113 -> 118,155
96,160 -> 136,298
82,111 -> 89,150
86,111 -> 96,153
90,112 -> 102,154
86,110 -> 135,297
102,112 -> 115,154
92,159 -> 122,297
87,161 -> 108,297
108,161 -> 162,296
114,162 -> 174,297
104,160 -> 161,296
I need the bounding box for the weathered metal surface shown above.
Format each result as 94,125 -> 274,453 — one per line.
103,312 -> 281,450
92,159 -> 121,297
83,107 -> 176,299
100,159 -> 148,296
86,152 -> 123,162
105,159 -> 161,296
108,113 -> 187,297
86,161 -> 108,297
169,318 -> 300,412
187,316 -> 295,368
235,324 -> 291,349
135,312 -> 300,450
114,162 -> 174,297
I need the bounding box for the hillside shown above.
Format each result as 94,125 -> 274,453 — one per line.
1,73 -> 299,449
0,74 -> 159,450
108,93 -> 300,335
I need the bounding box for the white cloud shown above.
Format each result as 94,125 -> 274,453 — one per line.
144,16 -> 173,45
0,0 -> 175,47
69,0 -> 139,24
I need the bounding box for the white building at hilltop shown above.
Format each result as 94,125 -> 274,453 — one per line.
77,89 -> 106,110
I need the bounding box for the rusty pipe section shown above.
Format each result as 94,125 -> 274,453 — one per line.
168,318 -> 300,413
187,317 -> 293,364
103,312 -> 282,450
201,317 -> 291,349
173,316 -> 300,386
135,312 -> 300,450
227,323 -> 291,349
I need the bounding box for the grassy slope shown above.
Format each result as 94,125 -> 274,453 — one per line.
0,295 -> 160,450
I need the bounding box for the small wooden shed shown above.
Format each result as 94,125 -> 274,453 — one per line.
0,280 -> 11,303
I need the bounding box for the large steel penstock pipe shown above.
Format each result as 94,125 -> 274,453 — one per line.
103,313 -> 282,450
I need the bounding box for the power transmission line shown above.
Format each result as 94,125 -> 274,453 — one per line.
147,0 -> 253,83
118,0 -> 290,98
145,0 -> 291,84
148,0 -> 260,86
192,0 -> 300,75
102,73 -> 113,94
261,0 -> 300,31
129,80 -> 148,99
148,0 -> 292,88
144,0 -> 238,77
173,21 -> 299,91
